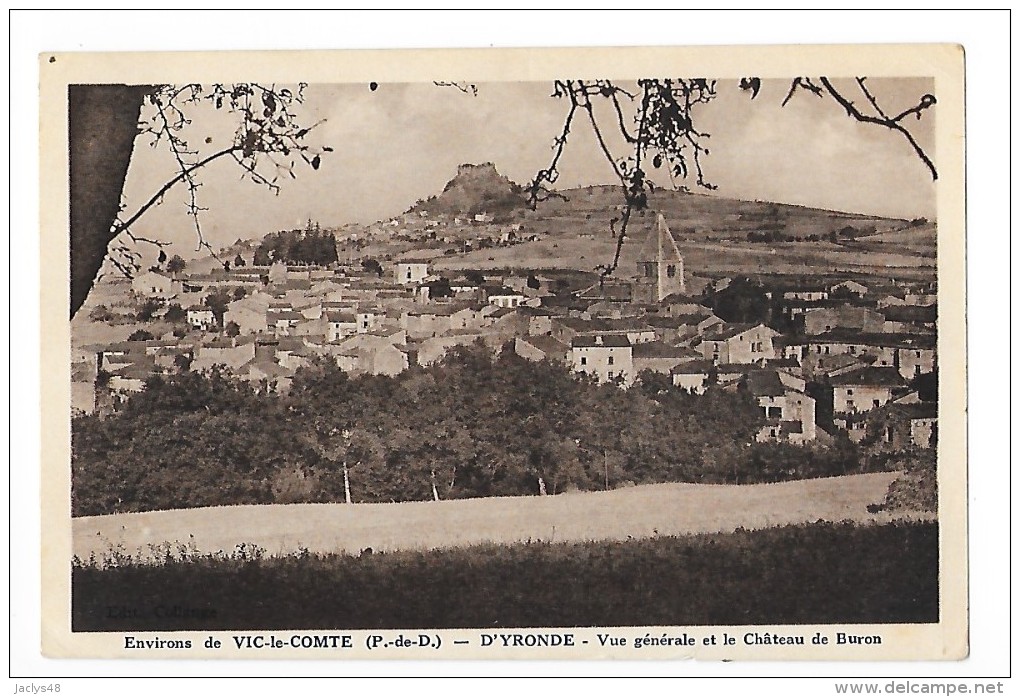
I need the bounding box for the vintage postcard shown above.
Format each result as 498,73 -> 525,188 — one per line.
40,43 -> 966,660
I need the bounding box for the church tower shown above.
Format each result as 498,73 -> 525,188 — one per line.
632,214 -> 685,303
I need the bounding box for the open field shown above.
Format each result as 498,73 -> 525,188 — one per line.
72,471 -> 916,562
433,234 -> 936,280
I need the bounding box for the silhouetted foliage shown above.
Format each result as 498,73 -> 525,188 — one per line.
706,277 -> 770,324
72,521 -> 938,630
254,228 -> 338,266
164,303 -> 187,323
166,254 -> 187,274
71,346 -> 868,516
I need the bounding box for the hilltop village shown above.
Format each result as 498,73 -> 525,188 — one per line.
74,200 -> 938,453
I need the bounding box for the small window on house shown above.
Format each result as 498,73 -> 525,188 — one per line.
667,265 -> 676,278
847,389 -> 854,395
767,406 -> 782,419
849,346 -> 856,354
607,355 -> 614,366
916,350 -> 922,358
607,371 -> 614,379
847,399 -> 855,409
580,356 -> 587,366
873,399 -> 880,408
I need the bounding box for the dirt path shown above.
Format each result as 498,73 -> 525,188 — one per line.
73,472 -> 917,562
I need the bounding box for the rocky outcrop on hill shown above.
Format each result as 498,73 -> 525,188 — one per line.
416,162 -> 527,216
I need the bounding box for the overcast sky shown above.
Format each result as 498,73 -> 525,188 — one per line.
120,77 -> 936,258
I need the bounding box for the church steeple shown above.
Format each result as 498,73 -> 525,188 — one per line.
633,214 -> 685,303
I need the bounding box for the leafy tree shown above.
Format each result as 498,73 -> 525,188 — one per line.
173,353 -> 192,373
361,258 -> 383,277
69,83 -> 332,318
204,290 -> 233,327
166,254 -> 187,274
224,321 -> 241,338
707,277 -> 769,323
428,276 -> 452,299
135,297 -> 162,322
127,329 -> 154,341
254,228 -> 338,266
233,253 -> 246,267
88,304 -> 115,323
464,269 -> 486,285
164,303 -> 187,323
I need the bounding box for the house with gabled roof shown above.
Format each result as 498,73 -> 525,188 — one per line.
394,259 -> 431,286
880,304 -> 937,333
483,286 -> 528,309
745,369 -> 816,444
225,293 -> 270,335
670,360 -> 713,394
326,311 -> 359,342
830,279 -> 869,297
570,334 -> 634,386
831,366 -> 905,414
657,292 -> 707,316
270,310 -> 304,337
865,401 -> 938,450
803,305 -> 884,336
805,330 -> 936,380
186,304 -> 216,331
191,336 -> 257,372
699,323 -> 779,365
830,366 -> 906,441
515,335 -> 570,364
131,270 -> 175,299
632,341 -> 701,375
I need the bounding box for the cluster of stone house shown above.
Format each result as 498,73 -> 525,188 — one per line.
86,215 -> 937,452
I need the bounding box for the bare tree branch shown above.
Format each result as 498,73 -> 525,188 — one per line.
433,81 -> 478,97
817,76 -> 937,180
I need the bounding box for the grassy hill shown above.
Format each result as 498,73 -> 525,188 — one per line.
418,177 -> 935,281
176,167 -> 935,283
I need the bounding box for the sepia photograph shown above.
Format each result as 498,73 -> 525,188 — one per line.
37,40 -> 967,662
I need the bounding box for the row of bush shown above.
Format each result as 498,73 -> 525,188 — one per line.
72,520 -> 939,631
72,346 -> 868,517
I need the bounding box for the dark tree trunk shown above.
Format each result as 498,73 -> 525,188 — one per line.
68,84 -> 151,318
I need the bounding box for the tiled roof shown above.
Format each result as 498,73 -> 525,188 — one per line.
703,323 -> 774,341
891,402 -> 938,420
571,335 -> 631,348
632,341 -> 694,359
670,359 -> 714,374
829,366 -> 905,387
519,335 -> 569,356
745,370 -> 788,397
811,330 -> 936,350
